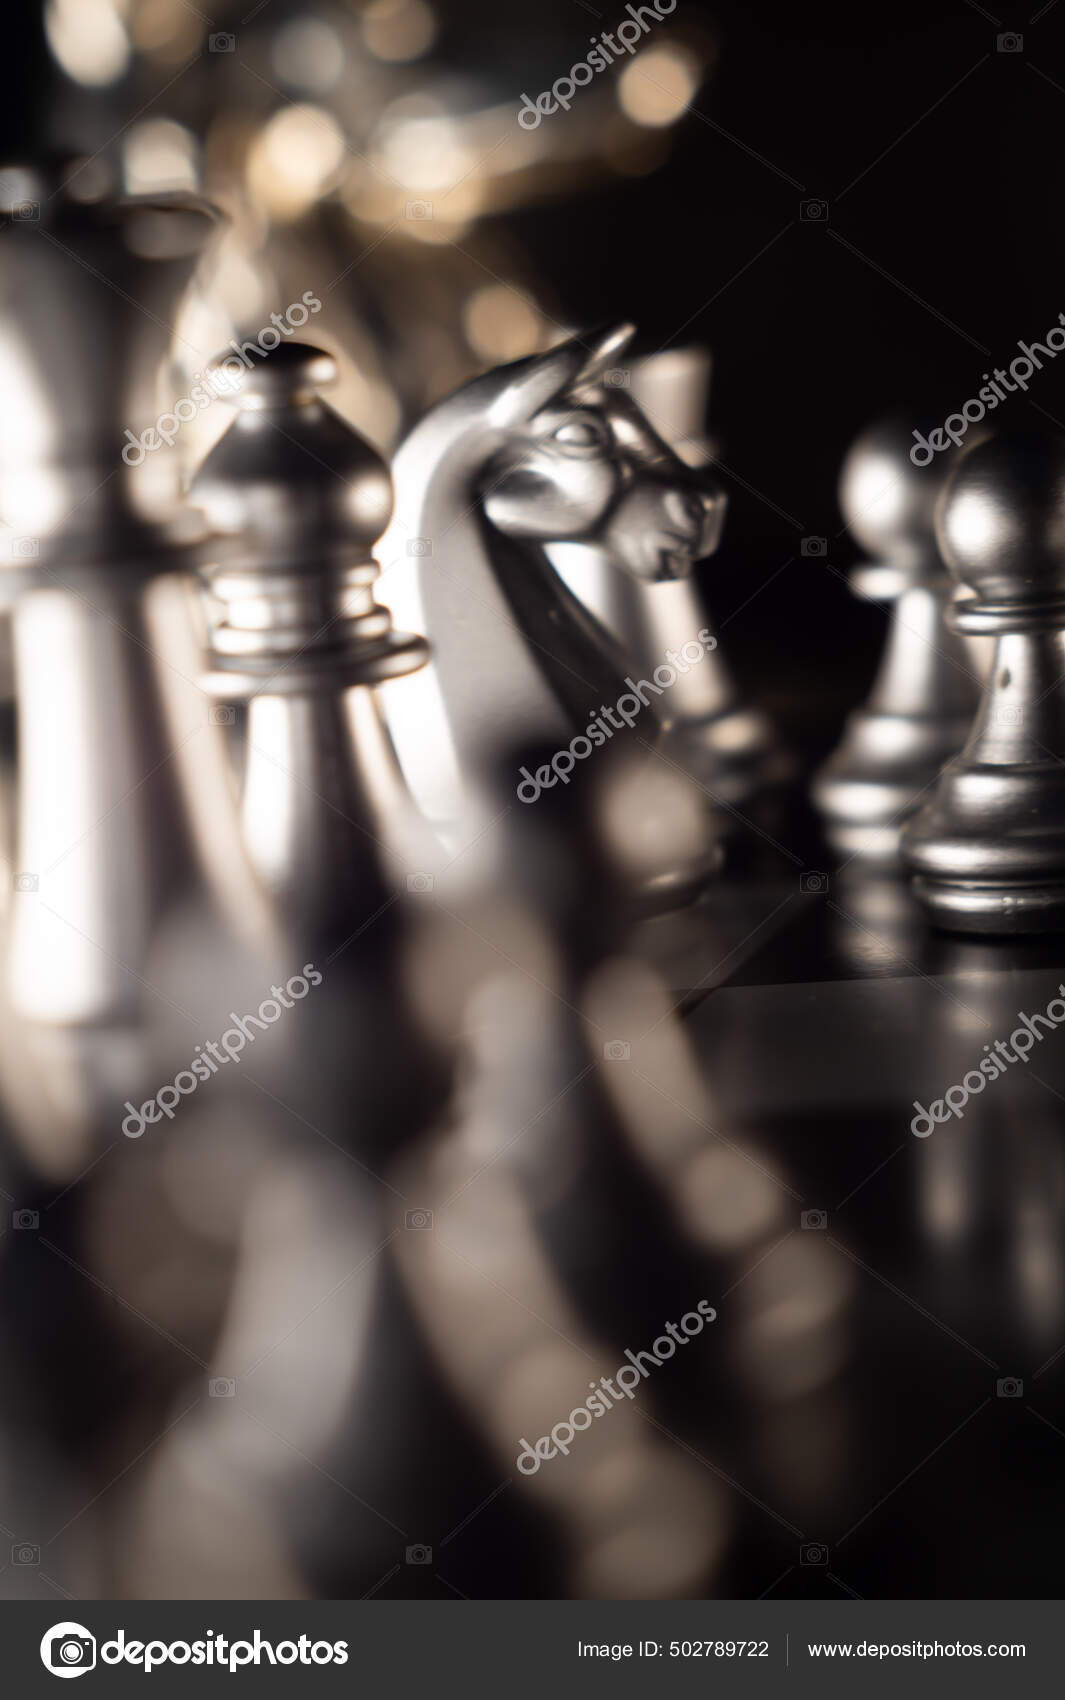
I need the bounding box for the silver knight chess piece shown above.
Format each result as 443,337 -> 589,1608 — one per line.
812,416 -> 983,864
902,432 -> 1065,931
552,346 -> 784,817
378,324 -> 727,907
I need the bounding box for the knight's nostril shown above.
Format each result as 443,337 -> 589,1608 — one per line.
665,489 -> 703,531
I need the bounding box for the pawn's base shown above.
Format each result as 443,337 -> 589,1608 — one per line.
901,754 -> 1065,934
910,876 -> 1065,934
813,708 -> 975,868
813,772 -> 919,866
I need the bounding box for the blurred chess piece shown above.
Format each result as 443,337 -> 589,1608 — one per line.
813,416 -> 983,864
903,432 -> 1065,931
0,165 -> 233,1166
378,325 -> 726,908
393,740 -> 730,1596
553,346 -> 785,819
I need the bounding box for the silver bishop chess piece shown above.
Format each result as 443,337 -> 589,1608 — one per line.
191,340 -> 434,945
377,324 -> 727,909
813,416 -> 984,864
902,432 -> 1065,931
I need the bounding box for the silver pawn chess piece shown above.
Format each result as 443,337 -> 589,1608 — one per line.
902,432 -> 1065,931
191,341 -> 430,944
378,324 -> 726,905
552,345 -> 781,811
813,416 -> 982,863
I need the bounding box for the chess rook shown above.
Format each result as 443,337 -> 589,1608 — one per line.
902,432 -> 1065,931
813,416 -> 982,864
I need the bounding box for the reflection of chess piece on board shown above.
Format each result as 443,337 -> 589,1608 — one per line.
378,325 -> 728,909
903,433 -> 1065,931
813,417 -> 982,864
551,347 -> 784,817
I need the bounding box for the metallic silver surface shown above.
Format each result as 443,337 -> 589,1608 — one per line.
813,416 -> 982,864
378,325 -> 727,905
0,169 -> 217,1031
551,348 -> 783,814
902,432 -> 1065,930
192,342 -> 431,940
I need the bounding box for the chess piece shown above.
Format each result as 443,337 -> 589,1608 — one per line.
0,164 -> 222,1098
191,341 -> 431,946
377,324 -> 727,906
552,347 -> 783,813
902,432 -> 1065,931
813,416 -> 983,863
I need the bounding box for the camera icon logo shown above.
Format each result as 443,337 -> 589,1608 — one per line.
406,872 -> 434,893
407,537 -> 433,557
406,1543 -> 432,1564
801,1209 -> 827,1230
992,705 -> 1023,726
209,1377 -> 236,1397
406,200 -> 433,220
13,1209 -> 39,1230
800,199 -> 829,222
604,1040 -> 630,1060
13,536 -> 39,558
996,32 -> 1023,52
996,1376 -> 1023,1398
13,1543 -> 40,1565
209,31 -> 236,51
14,872 -> 38,893
800,1542 -> 829,1565
800,536 -> 827,557
605,368 -> 631,388
13,201 -> 40,221
405,1208 -> 433,1230
209,704 -> 235,726
40,1623 -> 96,1678
800,871 -> 827,894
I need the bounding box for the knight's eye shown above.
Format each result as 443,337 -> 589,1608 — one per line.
553,419 -> 607,449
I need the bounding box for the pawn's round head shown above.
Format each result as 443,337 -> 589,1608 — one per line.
839,415 -> 966,567
936,432 -> 1065,605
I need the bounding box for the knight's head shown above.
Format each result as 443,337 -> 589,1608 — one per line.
478,325 -> 726,581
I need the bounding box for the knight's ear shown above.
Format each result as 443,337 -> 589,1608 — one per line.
575,321 -> 636,384
488,323 -> 637,425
